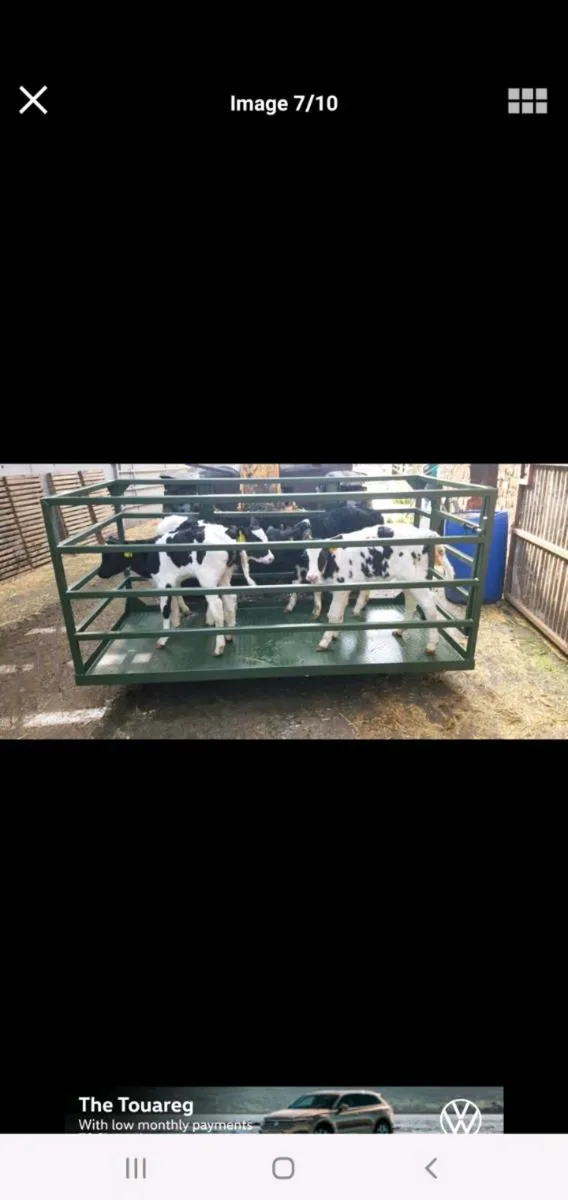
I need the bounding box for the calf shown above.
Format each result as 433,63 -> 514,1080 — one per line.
265,504 -> 385,619
298,524 -> 455,654
156,514 -> 274,610
97,520 -> 268,655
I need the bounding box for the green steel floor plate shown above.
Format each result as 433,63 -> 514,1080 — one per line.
79,601 -> 469,684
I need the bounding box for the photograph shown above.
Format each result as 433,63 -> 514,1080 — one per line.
0,463 -> 566,740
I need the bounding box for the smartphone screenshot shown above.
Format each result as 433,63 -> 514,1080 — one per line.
2,10 -> 564,1200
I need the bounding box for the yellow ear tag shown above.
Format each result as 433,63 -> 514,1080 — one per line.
123,552 -> 133,559
237,532 -> 246,543
328,547 -> 338,554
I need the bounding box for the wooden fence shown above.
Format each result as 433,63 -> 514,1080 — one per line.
0,469 -> 110,582
506,463 -> 568,655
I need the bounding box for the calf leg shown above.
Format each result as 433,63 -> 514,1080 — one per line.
352,589 -> 370,617
412,587 -> 439,654
392,591 -> 418,643
284,568 -> 301,614
222,594 -> 237,641
317,590 -> 350,651
157,585 -> 175,648
287,589 -> 323,618
206,595 -> 226,656
220,568 -> 237,642
239,551 -> 257,587
177,588 -> 192,618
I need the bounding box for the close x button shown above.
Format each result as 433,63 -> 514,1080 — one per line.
19,85 -> 48,115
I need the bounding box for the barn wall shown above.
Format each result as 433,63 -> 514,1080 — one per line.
438,463 -> 521,525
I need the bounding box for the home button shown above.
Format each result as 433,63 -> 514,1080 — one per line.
273,1157 -> 295,1180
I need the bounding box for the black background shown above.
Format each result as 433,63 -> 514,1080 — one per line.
3,5 -> 564,184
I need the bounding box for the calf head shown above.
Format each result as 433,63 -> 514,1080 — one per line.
265,518 -> 311,543
304,544 -> 338,584
98,535 -> 134,579
286,519 -> 332,585
228,515 -> 275,565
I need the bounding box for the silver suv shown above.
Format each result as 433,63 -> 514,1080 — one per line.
260,1090 -> 394,1134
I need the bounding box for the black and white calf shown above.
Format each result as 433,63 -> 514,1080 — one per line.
297,524 -> 455,654
97,517 -> 272,654
264,504 -> 385,620
156,514 -> 274,609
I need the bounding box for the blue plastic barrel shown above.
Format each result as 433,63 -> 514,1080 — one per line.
444,510 -> 509,604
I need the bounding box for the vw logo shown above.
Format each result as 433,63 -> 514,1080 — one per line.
440,1099 -> 482,1134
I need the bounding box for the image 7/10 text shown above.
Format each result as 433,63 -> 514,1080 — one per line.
230,95 -> 339,114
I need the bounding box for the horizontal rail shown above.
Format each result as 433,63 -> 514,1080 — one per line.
435,599 -> 470,637
66,565 -> 102,592
510,527 -> 568,562
42,477 -> 116,500
445,545 -> 475,565
53,505 -> 429,526
46,486 -> 495,506
437,626 -> 469,659
42,471 -> 495,493
146,506 -> 427,519
68,578 -> 478,598
74,615 -> 475,641
58,508 -> 141,547
442,511 -> 483,532
75,579 -> 131,633
60,533 -> 484,554
433,475 -> 493,493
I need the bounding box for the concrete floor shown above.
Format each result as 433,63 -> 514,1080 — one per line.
0,559 -> 566,740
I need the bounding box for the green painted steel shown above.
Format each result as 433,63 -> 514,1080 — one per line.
41,470 -> 496,685
80,602 -> 469,685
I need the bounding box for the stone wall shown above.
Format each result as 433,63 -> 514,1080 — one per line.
495,463 -> 521,525
438,464 -> 520,525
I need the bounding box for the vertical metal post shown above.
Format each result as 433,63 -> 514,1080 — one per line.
464,488 -> 496,663
43,501 -> 84,674
110,474 -> 132,590
413,480 -> 424,529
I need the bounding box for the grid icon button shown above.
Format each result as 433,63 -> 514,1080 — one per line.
508,88 -> 547,115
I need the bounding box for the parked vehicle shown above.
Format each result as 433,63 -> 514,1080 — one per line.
259,1090 -> 394,1134
161,465 -> 364,515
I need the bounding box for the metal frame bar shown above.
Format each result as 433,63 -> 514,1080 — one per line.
74,616 -> 475,641
68,578 -> 479,600
41,471 -> 496,682
41,471 -> 489,493
59,533 -> 483,554
43,487 -> 490,507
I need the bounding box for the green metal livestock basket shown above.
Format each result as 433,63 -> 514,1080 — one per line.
41,471 -> 496,686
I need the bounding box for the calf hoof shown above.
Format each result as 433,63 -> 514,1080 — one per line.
156,639 -> 168,649
225,634 -> 234,643
352,610 -> 364,619
317,641 -> 331,652
284,604 -> 294,614
311,609 -> 322,620
425,645 -> 437,656
392,629 -> 404,640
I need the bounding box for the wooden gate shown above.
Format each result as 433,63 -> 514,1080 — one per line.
505,464 -> 568,654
